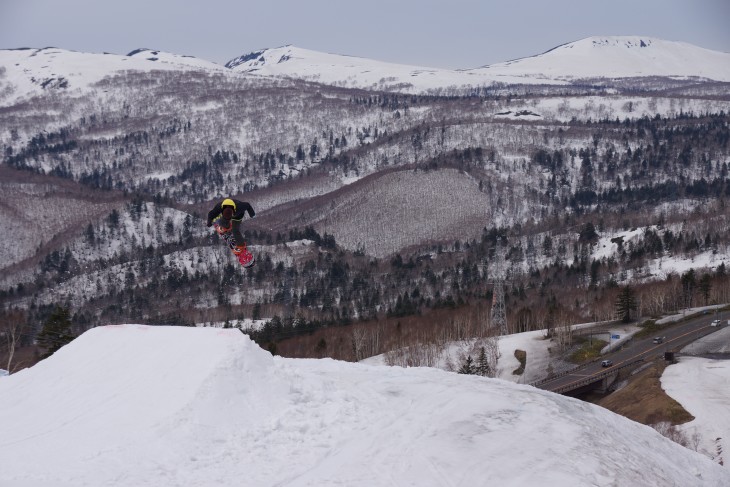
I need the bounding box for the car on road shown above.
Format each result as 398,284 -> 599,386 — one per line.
601,360 -> 613,367
652,336 -> 664,344
711,319 -> 722,327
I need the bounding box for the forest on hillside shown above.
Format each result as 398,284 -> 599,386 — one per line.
1,68 -> 730,369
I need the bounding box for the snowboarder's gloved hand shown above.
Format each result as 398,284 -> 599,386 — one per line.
218,218 -> 232,232
206,220 -> 213,227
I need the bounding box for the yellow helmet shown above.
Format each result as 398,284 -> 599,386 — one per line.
221,198 -> 236,211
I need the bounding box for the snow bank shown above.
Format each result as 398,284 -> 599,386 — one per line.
662,357 -> 730,461
0,325 -> 727,487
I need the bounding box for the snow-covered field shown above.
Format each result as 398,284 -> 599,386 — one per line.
1,325 -> 727,487
662,356 -> 730,461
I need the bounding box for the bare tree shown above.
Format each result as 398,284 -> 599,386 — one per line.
552,309 -> 574,352
0,310 -> 28,373
350,326 -> 368,361
651,422 -> 690,448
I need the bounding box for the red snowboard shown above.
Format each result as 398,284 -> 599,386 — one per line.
214,222 -> 255,268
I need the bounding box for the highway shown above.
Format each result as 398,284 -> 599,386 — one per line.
535,310 -> 729,395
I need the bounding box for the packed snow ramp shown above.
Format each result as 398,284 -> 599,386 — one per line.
0,325 -> 728,486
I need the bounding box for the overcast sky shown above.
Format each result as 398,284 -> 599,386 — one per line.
1,0 -> 728,69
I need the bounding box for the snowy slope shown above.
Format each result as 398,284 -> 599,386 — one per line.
126,47 -> 224,70
226,37 -> 730,92
471,36 -> 730,82
3,36 -> 728,105
663,354 -> 730,459
0,47 -> 227,104
0,325 -> 727,487
225,44 -> 563,92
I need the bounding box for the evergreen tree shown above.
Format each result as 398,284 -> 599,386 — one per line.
36,306 -> 75,358
476,347 -> 490,377
252,302 -> 262,321
615,286 -> 637,323
107,209 -> 120,229
542,235 -> 553,256
84,223 -> 95,244
698,274 -> 712,306
681,269 -> 696,309
458,355 -> 475,375
578,222 -> 599,244
579,149 -> 594,189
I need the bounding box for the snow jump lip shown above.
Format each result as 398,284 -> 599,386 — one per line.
1,325 -> 728,487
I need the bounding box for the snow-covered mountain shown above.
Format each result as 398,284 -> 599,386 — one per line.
225,37 -> 730,92
1,325 -> 727,486
471,36 -> 730,82
2,36 -> 728,104
126,47 -> 224,70
225,44 -> 539,92
0,47 -> 228,104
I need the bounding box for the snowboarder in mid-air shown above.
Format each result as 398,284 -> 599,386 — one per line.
207,198 -> 256,268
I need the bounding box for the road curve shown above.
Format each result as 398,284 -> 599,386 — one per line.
535,310 -> 729,394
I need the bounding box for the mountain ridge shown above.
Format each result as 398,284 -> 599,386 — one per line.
0,46 -> 232,105
470,36 -> 730,82
223,36 -> 730,91
3,36 -> 729,103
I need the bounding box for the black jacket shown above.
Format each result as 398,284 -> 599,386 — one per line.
207,199 -> 255,225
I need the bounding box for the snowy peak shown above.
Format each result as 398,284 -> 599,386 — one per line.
0,46 -> 229,105
540,36 -> 719,60
0,47 -> 130,98
223,44 -> 504,92
226,45 -> 376,72
474,35 -> 730,81
547,36 -> 660,54
2,36 -> 729,104
225,45 -> 294,70
222,37 -> 730,93
126,47 -> 223,70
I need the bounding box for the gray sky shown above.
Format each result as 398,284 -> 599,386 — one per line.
1,0 -> 728,69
